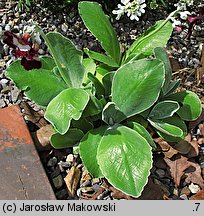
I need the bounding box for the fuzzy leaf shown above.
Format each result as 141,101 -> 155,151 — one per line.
125,20 -> 173,63
97,125 -> 152,197
44,32 -> 85,87
79,1 -> 120,64
149,100 -> 180,120
6,60 -> 66,106
112,59 -> 165,117
79,126 -> 108,178
45,88 -> 89,134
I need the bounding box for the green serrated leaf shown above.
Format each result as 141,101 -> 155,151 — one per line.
148,118 -> 183,137
79,1 -> 120,64
44,32 -> 85,87
125,20 -> 173,63
97,125 -> 152,197
45,88 -> 89,134
6,60 -> 66,106
112,59 -> 165,117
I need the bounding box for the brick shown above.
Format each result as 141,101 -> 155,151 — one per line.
0,105 -> 56,199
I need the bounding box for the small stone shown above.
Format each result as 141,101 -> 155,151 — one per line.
80,180 -> 91,187
11,86 -> 20,102
92,178 -> 100,185
97,190 -> 109,200
155,169 -> 166,178
0,99 -> 6,108
61,23 -> 68,32
173,188 -> 179,196
47,157 -> 58,167
180,194 -> 188,200
58,161 -> 71,168
0,79 -> 9,84
50,166 -> 61,178
52,175 -> 64,189
189,183 -> 200,194
5,24 -> 11,31
66,154 -> 74,164
81,187 -> 95,193
38,49 -> 45,55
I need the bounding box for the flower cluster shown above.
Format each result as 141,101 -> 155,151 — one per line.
112,0 -> 146,21
3,30 -> 41,70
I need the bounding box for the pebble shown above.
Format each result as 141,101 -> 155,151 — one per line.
66,154 -> 74,164
50,166 -> 61,178
97,190 -> 109,200
180,194 -> 188,200
155,169 -> 166,178
80,187 -> 95,193
80,180 -> 91,187
52,175 -> 64,189
11,86 -> 20,102
92,178 -> 100,185
189,183 -> 200,194
0,79 -> 9,84
47,157 -> 58,167
55,189 -> 68,200
0,99 -> 6,108
5,24 -> 11,31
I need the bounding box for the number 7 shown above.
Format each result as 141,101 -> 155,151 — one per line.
195,203 -> 200,211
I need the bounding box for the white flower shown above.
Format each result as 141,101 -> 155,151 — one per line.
112,0 -> 146,21
179,11 -> 191,20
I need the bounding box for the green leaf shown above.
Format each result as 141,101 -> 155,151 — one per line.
84,48 -> 119,67
127,122 -> 156,149
148,118 -> 183,137
6,60 -> 66,106
156,115 -> 187,142
88,73 -> 105,98
154,47 -> 172,94
79,126 -> 107,178
96,64 -> 114,76
45,88 -> 89,134
102,102 -> 126,125
82,58 -> 96,85
97,125 -> 152,197
149,100 -> 180,120
165,80 -> 181,96
112,59 -> 165,117
72,118 -> 93,134
79,1 -> 120,64
102,72 -> 114,97
44,32 -> 85,87
125,20 -> 173,63
82,96 -> 103,117
50,129 -> 84,149
165,90 -> 202,121
41,56 -> 56,70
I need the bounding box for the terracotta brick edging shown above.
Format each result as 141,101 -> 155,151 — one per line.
0,105 -> 56,200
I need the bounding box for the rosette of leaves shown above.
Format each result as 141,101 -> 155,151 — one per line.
6,1 -> 202,198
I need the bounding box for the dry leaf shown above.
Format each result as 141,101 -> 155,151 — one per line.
165,154 -> 192,187
169,56 -> 181,72
165,154 -> 204,188
64,166 -> 81,197
186,140 -> 199,158
172,140 -> 192,155
21,101 -> 47,128
191,188 -> 204,200
184,162 -> 204,188
154,138 -> 178,158
36,124 -> 54,149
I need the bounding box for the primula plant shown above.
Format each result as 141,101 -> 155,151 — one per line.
5,1 -> 202,197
